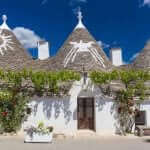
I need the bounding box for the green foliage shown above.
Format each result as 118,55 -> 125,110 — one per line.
31,71 -> 47,95
27,121 -> 53,135
38,121 -> 44,129
90,69 -> 150,135
90,70 -> 119,84
90,70 -> 150,99
0,69 -> 81,133
45,70 -> 80,96
0,91 -> 28,133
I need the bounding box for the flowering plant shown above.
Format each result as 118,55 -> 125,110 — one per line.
26,121 -> 53,136
0,91 -> 28,133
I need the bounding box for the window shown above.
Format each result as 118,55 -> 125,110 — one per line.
26,107 -> 32,115
135,111 -> 146,126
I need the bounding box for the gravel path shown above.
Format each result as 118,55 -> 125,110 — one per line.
0,135 -> 150,150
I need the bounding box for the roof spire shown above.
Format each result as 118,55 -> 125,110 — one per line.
78,8 -> 83,22
0,15 -> 11,30
75,8 -> 85,30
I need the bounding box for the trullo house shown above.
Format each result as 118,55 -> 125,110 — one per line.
0,11 -> 150,136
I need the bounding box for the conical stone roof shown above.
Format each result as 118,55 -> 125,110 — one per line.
132,41 -> 150,70
0,15 -> 36,71
49,11 -> 112,72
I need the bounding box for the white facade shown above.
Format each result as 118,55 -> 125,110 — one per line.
24,78 -> 150,136
95,99 -> 117,135
110,48 -> 123,66
25,98 -> 117,136
37,41 -> 49,60
24,78 -> 118,136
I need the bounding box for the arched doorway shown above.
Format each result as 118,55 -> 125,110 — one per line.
77,90 -> 95,130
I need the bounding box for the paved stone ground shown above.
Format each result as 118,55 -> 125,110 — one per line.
0,135 -> 150,150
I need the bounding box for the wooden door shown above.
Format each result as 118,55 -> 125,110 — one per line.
77,98 -> 94,130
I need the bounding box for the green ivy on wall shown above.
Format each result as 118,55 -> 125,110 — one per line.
90,70 -> 150,135
0,69 -> 81,133
1,68 -> 150,135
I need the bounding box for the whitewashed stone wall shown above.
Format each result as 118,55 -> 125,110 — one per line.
95,98 -> 117,135
24,78 -> 118,135
25,97 -> 77,135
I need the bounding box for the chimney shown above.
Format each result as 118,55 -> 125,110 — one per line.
37,40 -> 50,60
145,40 -> 150,49
110,47 -> 123,66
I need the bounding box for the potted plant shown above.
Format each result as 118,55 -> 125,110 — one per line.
24,121 -> 54,143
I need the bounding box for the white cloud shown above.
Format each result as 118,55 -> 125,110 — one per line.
130,53 -> 139,61
97,40 -> 110,49
141,0 -> 150,7
13,27 -> 43,49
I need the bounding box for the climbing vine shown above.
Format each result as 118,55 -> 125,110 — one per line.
0,69 -> 81,133
1,68 -> 149,135
90,70 -> 150,135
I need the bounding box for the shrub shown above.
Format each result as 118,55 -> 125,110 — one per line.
0,69 -> 80,133
0,91 -> 28,133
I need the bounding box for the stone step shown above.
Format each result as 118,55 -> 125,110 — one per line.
74,130 -> 98,138
53,133 -> 66,139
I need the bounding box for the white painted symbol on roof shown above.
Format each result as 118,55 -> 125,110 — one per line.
0,29 -> 14,55
63,40 -> 106,68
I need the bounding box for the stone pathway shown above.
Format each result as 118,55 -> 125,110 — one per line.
0,135 -> 150,150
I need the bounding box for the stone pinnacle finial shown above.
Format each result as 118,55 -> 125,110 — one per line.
75,8 -> 85,30
77,8 -> 83,22
0,14 -> 11,30
2,15 -> 7,23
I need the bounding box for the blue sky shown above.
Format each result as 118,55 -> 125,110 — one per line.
0,0 -> 150,63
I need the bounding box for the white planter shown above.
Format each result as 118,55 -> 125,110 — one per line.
24,132 -> 53,143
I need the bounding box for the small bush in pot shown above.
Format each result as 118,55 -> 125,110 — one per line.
25,121 -> 54,143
